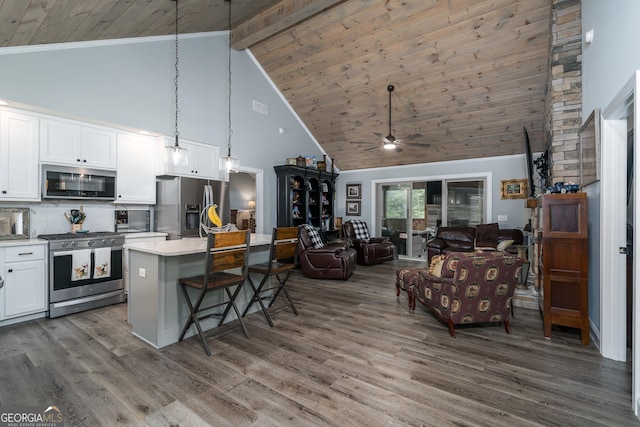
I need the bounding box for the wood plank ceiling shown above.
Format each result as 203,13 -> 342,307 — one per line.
0,0 -> 551,171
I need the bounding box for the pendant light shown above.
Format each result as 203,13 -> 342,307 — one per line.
222,0 -> 240,173
166,0 -> 187,166
383,85 -> 397,150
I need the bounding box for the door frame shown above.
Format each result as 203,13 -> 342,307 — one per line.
372,172 -> 492,256
236,165 -> 263,234
600,70 -> 638,414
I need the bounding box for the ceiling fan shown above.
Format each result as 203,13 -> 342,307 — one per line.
351,85 -> 430,152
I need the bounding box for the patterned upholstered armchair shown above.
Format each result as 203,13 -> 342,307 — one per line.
342,220 -> 395,265
406,251 -> 522,337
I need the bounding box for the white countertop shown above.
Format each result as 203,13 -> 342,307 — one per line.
123,232 -> 168,240
125,233 -> 272,256
0,238 -> 48,248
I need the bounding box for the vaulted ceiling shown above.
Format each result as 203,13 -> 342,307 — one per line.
0,0 -> 551,171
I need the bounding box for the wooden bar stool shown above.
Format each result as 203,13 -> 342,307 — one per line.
178,230 -> 251,356
242,227 -> 298,326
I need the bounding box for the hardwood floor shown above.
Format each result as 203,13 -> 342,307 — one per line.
0,259 -> 636,426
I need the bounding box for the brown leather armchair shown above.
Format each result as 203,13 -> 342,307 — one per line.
342,220 -> 395,265
297,225 -> 357,280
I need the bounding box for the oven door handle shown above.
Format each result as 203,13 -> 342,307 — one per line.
53,250 -> 79,257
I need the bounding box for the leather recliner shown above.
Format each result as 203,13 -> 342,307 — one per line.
342,220 -> 395,265
297,225 -> 357,280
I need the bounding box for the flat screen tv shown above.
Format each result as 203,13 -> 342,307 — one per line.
523,126 -> 535,198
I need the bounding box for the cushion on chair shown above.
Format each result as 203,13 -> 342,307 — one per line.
302,225 -> 324,248
428,254 -> 446,277
350,220 -> 371,241
475,223 -> 499,249
497,239 -> 515,252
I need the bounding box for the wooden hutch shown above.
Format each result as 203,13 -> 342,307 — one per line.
274,165 -> 338,237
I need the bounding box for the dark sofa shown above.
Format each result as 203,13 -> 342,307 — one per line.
426,225 -> 523,262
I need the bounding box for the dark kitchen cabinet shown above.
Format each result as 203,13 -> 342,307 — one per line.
274,165 -> 338,233
538,192 -> 589,345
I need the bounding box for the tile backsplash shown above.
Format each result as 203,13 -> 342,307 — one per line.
0,201 -> 152,237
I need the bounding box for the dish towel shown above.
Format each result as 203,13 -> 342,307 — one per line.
93,247 -> 111,279
71,249 -> 91,281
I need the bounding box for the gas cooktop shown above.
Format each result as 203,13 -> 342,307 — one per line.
38,231 -> 123,241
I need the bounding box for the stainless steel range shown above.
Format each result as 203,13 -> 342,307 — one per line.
38,231 -> 125,318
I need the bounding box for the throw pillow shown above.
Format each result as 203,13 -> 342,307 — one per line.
475,223 -> 499,249
303,225 -> 325,249
497,239 -> 515,252
428,254 -> 446,277
350,220 -> 371,241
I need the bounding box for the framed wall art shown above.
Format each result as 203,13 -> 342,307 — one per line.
500,179 -> 528,200
346,200 -> 361,216
579,108 -> 601,187
346,183 -> 361,199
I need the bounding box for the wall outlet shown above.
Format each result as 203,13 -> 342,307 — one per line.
138,268 -> 146,278
498,214 -> 508,222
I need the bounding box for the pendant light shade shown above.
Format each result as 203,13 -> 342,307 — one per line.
166,0 -> 187,166
222,0 -> 239,173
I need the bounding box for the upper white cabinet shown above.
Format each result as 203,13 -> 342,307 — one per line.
116,133 -> 156,204
0,111 -> 40,201
156,136 -> 220,180
40,118 -> 117,170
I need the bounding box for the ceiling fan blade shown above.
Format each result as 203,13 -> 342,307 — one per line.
402,133 -> 423,141
373,132 -> 385,141
394,146 -> 403,153
404,141 -> 431,148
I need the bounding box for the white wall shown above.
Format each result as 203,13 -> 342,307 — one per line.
0,33 -> 323,233
336,154 -> 533,232
581,0 -> 640,337
582,0 -> 640,117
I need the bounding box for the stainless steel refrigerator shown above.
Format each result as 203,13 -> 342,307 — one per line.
155,176 -> 230,240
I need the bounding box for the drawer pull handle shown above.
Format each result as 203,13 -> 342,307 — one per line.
0,276 -> 3,289
18,252 -> 34,256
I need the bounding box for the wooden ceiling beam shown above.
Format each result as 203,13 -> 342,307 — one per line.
230,0 -> 347,50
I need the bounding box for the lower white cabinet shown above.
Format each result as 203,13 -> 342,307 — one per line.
0,243 -> 47,322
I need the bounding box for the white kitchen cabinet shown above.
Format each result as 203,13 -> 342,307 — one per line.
116,133 -> 157,204
40,118 -> 117,170
0,243 -> 47,322
156,136 -> 221,180
0,111 -> 40,201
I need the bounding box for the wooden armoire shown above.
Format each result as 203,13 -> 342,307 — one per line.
538,192 -> 589,345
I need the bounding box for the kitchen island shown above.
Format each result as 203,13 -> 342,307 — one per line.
125,233 -> 272,349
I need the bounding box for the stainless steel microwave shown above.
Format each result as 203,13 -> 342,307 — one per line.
42,165 -> 116,201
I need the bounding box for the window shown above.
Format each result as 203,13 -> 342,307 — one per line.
377,175 -> 488,259
412,186 -> 425,219
384,188 -> 408,219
